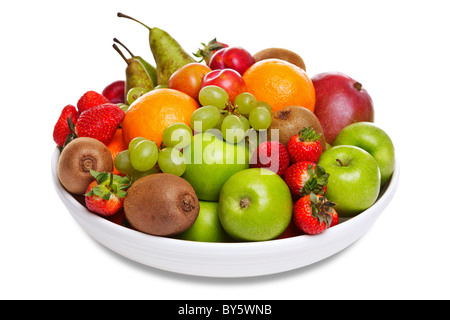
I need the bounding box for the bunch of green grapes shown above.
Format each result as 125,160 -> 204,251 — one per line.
114,126 -> 193,181
193,85 -> 273,144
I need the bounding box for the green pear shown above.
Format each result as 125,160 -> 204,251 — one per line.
118,13 -> 196,85
112,39 -> 155,94
113,38 -> 157,87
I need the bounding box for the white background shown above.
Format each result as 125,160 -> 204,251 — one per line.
1,0 -> 449,300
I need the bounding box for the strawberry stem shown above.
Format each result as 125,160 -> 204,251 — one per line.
109,172 -> 114,189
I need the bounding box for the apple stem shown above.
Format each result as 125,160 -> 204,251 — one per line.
336,158 -> 345,167
240,198 -> 250,209
353,82 -> 362,91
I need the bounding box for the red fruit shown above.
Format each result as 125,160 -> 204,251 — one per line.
193,38 -> 229,65
312,72 -> 374,144
330,209 -> 339,228
168,63 -> 212,100
209,47 -> 255,75
75,104 -> 125,145
287,126 -> 323,163
283,161 -> 329,198
77,90 -> 110,114
293,193 -> 337,235
250,141 -> 290,176
85,171 -> 130,217
200,68 -> 246,103
102,80 -> 126,104
53,105 -> 79,147
276,219 -> 304,239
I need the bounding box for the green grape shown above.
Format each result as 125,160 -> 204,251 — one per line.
130,139 -> 159,172
234,92 -> 257,115
256,101 -> 273,115
249,106 -> 272,131
129,166 -> 159,182
221,115 -> 245,143
239,115 -> 250,132
198,85 -> 229,110
128,136 -> 147,153
162,123 -> 193,149
117,103 -> 129,114
127,87 -> 148,105
114,150 -> 133,174
157,147 -> 186,177
190,105 -> 221,132
214,112 -> 227,130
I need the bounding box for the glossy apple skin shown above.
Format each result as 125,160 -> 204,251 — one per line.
209,47 -> 255,75
333,122 -> 395,186
182,132 -> 249,201
200,69 -> 247,103
312,72 -> 374,144
177,201 -> 232,242
102,80 -> 125,104
218,168 -> 292,241
168,63 -> 212,100
318,145 -> 381,217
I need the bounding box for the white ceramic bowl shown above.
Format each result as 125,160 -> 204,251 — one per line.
51,148 -> 399,278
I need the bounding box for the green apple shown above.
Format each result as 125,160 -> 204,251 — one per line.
182,132 -> 249,201
333,122 -> 395,186
177,201 -> 231,242
318,145 -> 381,217
218,168 -> 292,241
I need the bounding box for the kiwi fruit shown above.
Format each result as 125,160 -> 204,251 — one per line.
57,137 -> 114,195
267,106 -> 327,151
124,173 -> 200,236
253,48 -> 306,71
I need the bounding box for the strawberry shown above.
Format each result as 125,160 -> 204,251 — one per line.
85,170 -> 130,217
293,193 -> 337,235
53,105 -> 79,147
75,103 -> 125,145
250,141 -> 290,176
193,38 -> 228,64
77,90 -> 110,114
330,208 -> 339,228
287,126 -> 323,163
283,161 -> 329,198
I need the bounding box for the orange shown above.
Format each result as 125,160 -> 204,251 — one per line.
242,58 -> 315,113
107,128 -> 127,175
122,88 -> 199,147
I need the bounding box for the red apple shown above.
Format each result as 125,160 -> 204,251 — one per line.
312,72 -> 374,144
168,63 -> 212,100
102,80 -> 125,104
200,69 -> 247,103
209,47 -> 255,75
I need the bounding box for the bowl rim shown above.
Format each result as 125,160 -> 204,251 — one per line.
51,147 -> 400,251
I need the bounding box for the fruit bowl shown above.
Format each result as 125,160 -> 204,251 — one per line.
51,148 -> 399,278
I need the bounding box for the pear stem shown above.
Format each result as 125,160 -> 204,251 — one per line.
113,38 -> 135,57
117,12 -> 152,31
112,44 -> 129,64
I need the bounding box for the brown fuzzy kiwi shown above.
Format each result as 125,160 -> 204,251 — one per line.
57,137 -> 114,195
124,173 -> 200,236
253,48 -> 306,71
267,106 -> 327,151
